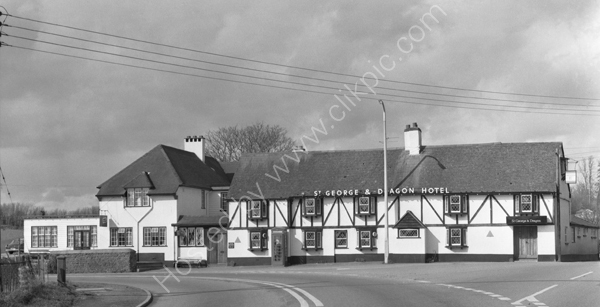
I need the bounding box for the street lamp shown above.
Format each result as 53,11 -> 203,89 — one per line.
379,99 -> 389,264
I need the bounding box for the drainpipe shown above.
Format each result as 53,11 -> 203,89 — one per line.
555,149 -> 561,262
136,204 -> 155,260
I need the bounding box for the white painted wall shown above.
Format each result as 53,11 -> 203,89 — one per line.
99,195 -> 178,261
24,217 -> 104,253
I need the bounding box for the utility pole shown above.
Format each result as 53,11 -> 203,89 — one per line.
379,100 -> 389,264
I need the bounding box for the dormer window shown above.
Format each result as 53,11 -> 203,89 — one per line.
355,196 -> 376,216
247,200 -> 268,220
444,194 -> 468,215
302,198 -> 322,217
126,188 -> 150,207
514,194 -> 539,215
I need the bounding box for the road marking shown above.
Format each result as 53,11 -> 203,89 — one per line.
190,277 -> 322,307
570,271 -> 593,280
511,284 -> 557,306
268,281 -> 324,307
435,283 -> 511,302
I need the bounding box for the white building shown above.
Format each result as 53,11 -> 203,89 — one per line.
226,123 -> 599,265
25,136 -> 234,267
23,125 -> 599,268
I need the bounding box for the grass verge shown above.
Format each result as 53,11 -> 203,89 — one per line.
0,282 -> 78,307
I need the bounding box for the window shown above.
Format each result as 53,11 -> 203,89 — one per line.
178,227 -> 204,247
514,194 -> 539,215
248,229 -> 268,251
398,228 -> 420,238
31,226 -> 57,248
356,228 -> 377,250
110,227 -> 133,246
572,227 -> 576,243
355,196 -> 376,216
303,229 -> 323,250
303,198 -> 322,217
335,230 -> 348,248
247,200 -> 268,220
444,194 -> 468,215
143,227 -> 167,246
67,226 -> 97,247
220,192 -> 229,212
564,226 -> 568,243
126,188 -> 150,207
446,227 -> 468,248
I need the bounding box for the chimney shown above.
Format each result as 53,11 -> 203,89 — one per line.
404,123 -> 422,155
184,135 -> 205,162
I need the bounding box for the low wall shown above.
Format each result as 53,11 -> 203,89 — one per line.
50,249 -> 136,273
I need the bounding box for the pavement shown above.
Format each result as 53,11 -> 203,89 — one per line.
72,282 -> 152,307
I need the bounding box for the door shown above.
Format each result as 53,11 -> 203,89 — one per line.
515,226 -> 537,259
74,230 -> 91,250
208,232 -> 228,265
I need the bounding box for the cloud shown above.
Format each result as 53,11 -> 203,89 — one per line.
1,0 -> 599,209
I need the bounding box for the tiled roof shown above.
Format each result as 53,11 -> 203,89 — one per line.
570,215 -> 600,228
219,161 -> 240,182
123,172 -> 155,189
97,145 -> 231,197
229,142 -> 562,199
171,215 -> 229,227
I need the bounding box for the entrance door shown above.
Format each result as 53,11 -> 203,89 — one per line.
515,226 -> 537,259
74,231 -> 91,250
208,232 -> 227,265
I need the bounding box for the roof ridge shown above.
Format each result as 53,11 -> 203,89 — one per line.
96,145 -> 164,189
159,145 -> 186,186
238,141 -> 563,158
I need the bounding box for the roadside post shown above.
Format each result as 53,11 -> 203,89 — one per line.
57,256 -> 66,284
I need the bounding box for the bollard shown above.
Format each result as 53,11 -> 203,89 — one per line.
57,256 -> 66,284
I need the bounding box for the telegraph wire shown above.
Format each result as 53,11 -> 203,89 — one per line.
6,25 -> 600,109
6,24 -> 600,109
7,44 -> 600,117
5,35 -> 600,114
5,13 -> 600,102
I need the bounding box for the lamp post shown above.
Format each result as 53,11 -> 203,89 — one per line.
379,99 -> 389,264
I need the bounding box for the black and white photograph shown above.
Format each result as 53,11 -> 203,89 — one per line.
1,1 -> 599,306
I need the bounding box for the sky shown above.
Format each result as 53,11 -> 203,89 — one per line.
0,1 -> 599,210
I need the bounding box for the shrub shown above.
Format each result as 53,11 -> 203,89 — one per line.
46,254 -> 57,274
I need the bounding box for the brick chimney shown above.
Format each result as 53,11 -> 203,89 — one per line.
404,123 -> 422,155
184,135 -> 205,162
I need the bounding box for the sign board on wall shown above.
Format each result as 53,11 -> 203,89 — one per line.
565,171 -> 577,184
506,216 -> 548,225
100,216 -> 108,227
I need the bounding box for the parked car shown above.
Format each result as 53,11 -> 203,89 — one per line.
5,238 -> 24,255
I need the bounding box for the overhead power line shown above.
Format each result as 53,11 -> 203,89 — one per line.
6,44 -> 600,117
6,24 -> 600,109
5,36 -> 600,115
6,13 -> 600,101
5,34 -> 600,115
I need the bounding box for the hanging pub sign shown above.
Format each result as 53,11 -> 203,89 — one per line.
506,216 -> 548,225
313,187 -> 449,197
100,215 -> 108,227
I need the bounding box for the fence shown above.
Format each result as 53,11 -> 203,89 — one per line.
0,255 -> 48,293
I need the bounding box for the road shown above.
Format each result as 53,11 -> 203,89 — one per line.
67,261 -> 600,307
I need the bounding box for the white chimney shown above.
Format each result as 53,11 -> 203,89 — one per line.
404,123 -> 422,155
184,135 -> 205,162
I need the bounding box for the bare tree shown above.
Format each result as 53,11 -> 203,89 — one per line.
206,122 -> 296,162
573,156 -> 599,222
